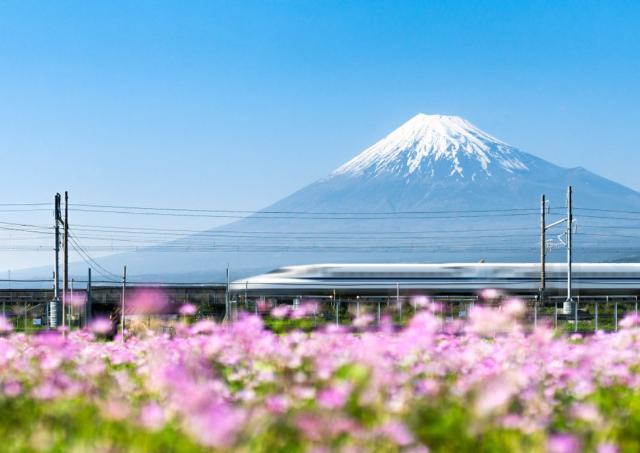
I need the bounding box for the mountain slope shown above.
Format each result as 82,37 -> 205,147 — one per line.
14,113 -> 640,283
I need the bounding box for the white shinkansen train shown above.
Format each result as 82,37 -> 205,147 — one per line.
229,263 -> 640,297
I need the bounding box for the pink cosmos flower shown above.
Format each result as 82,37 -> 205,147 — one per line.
597,443 -> 618,453
380,422 -> 413,446
89,317 -> 113,335
548,434 -> 581,453
32,381 -> 60,400
140,402 -> 166,431
100,399 -> 131,421
0,316 -> 13,334
353,314 -> 374,328
265,395 -> 288,414
411,295 -> 431,308
191,319 -> 218,334
474,374 -> 518,416
318,385 -> 350,409
126,288 -> 169,315
3,381 -> 21,397
296,414 -> 324,441
64,291 -> 87,308
570,402 -> 601,424
619,313 -> 640,329
289,301 -> 317,319
271,305 -> 290,319
503,298 -> 526,317
480,288 -> 501,299
186,403 -> 244,449
257,299 -> 269,313
179,303 -> 197,316
416,379 -> 439,396
408,311 -> 440,333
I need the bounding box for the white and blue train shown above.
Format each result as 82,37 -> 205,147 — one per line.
229,263 -> 640,297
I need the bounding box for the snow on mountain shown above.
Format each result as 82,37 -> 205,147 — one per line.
332,114 -> 530,180
269,114 -> 571,213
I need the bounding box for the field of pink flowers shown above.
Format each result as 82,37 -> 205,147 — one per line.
0,301 -> 639,452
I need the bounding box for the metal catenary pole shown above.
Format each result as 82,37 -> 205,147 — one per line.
70,278 -> 74,329
540,194 -> 546,296
542,187 -> 576,324
566,186 -> 573,308
224,267 -> 229,322
121,265 -> 127,342
3,270 -> 8,317
86,268 -> 92,327
50,193 -> 61,329
396,282 -> 401,323
62,191 -> 69,329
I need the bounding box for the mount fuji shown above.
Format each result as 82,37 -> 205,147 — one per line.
17,113 -> 640,282
271,114 -> 638,213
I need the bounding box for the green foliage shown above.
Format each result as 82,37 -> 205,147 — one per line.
0,397 -> 206,453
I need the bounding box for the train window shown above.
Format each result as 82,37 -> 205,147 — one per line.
266,268 -> 290,275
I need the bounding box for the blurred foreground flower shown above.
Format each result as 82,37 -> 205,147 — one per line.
65,291 -> 87,308
179,303 -> 197,316
548,434 -> 581,453
352,313 -> 374,328
89,317 -> 113,335
0,316 -> 13,334
0,302 -> 635,451
270,305 -> 290,319
126,288 -> 169,315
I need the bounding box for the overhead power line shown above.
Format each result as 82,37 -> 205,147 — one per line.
66,233 -> 120,281
71,202 -> 541,215
69,207 -> 542,220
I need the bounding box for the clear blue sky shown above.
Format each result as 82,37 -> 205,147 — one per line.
1,0 -> 639,269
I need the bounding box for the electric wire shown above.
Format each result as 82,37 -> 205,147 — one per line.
66,233 -> 120,282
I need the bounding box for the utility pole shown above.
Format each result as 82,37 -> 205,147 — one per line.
541,187 -> 576,322
121,265 -> 126,342
563,186 -> 574,317
85,268 -> 92,327
62,191 -> 69,329
540,194 -> 546,297
4,270 -> 8,317
396,282 -> 401,322
70,278 -> 74,329
50,193 -> 62,328
224,267 -> 229,322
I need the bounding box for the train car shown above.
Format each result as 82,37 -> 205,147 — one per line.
229,263 -> 640,297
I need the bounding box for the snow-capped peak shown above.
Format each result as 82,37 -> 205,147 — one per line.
332,114 -> 530,179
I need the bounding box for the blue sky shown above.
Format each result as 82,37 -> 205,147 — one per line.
1,0 -> 640,269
